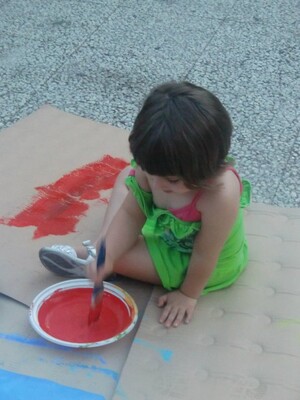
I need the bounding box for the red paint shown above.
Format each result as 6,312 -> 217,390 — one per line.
38,288 -> 133,343
0,155 -> 129,238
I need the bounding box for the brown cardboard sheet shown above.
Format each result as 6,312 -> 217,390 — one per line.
0,105 -> 134,306
113,204 -> 300,400
0,106 -> 152,398
1,107 -> 299,399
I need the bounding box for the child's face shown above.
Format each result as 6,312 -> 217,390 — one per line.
146,173 -> 191,194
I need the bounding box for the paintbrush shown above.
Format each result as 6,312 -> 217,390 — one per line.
88,240 -> 106,325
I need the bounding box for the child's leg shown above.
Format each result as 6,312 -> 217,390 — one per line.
113,236 -> 161,285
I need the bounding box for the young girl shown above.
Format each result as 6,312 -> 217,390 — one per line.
39,81 -> 251,328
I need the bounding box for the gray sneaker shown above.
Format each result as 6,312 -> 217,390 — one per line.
39,240 -> 96,277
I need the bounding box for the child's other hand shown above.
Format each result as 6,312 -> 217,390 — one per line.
157,290 -> 197,328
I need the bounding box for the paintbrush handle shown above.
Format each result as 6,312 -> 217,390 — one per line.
91,239 -> 106,305
97,239 -> 106,267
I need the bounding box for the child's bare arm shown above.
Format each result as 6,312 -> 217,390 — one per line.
159,173 -> 240,327
181,173 -> 240,299
91,190 -> 146,282
106,191 -> 146,263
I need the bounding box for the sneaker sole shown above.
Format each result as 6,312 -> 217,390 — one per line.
39,249 -> 85,278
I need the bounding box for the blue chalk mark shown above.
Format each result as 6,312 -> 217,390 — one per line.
0,333 -> 118,382
88,354 -> 107,365
0,333 -> 107,364
0,368 -> 105,400
36,356 -> 118,381
134,338 -> 174,362
53,360 -> 119,381
0,332 -> 49,346
0,332 -> 72,351
159,348 -> 173,362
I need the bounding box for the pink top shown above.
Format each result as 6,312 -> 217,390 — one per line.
169,192 -> 203,222
129,167 -> 242,222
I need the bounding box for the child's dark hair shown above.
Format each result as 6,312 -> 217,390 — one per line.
129,81 -> 233,187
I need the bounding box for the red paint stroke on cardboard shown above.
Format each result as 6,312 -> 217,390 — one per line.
0,155 -> 129,239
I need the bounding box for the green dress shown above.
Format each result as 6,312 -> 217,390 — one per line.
125,170 -> 251,295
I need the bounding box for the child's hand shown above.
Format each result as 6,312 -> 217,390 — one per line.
157,290 -> 197,328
